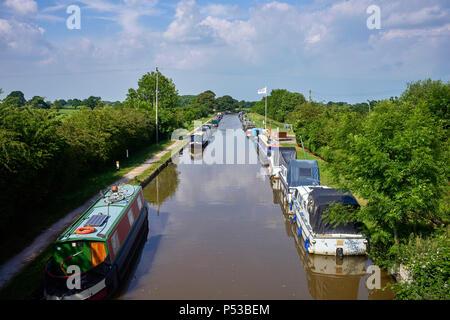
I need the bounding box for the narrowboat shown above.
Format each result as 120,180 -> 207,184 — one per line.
290,186 -> 367,257
44,184 -> 149,300
255,131 -> 280,166
190,125 -> 211,149
269,146 -> 297,179
211,117 -> 219,127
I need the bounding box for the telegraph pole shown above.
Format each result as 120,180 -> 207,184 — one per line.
156,66 -> 159,143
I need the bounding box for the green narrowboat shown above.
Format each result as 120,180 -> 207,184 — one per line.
44,184 -> 149,300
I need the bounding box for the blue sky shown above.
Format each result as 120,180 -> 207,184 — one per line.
0,0 -> 449,103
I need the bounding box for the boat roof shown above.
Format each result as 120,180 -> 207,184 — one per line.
287,159 -> 320,187
307,187 -> 362,235
272,146 -> 297,167
56,185 -> 141,243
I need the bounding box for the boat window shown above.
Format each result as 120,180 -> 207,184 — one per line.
138,195 -> 143,210
298,168 -> 312,177
128,208 -> 134,227
111,232 -> 120,256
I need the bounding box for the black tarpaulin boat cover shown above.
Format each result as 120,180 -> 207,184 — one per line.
287,159 -> 320,187
307,187 -> 362,234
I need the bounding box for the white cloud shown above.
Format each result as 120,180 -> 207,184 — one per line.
4,0 -> 38,16
0,18 -> 49,59
199,4 -> 239,19
1,0 -> 449,102
384,5 -> 450,28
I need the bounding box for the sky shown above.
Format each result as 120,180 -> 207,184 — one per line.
0,0 -> 449,103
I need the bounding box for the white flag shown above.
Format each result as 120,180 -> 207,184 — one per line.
258,87 -> 267,95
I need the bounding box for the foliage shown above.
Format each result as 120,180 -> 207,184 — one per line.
0,106 -> 157,252
216,95 -> 239,111
179,95 -> 196,106
2,91 -> 26,108
191,90 -> 217,110
82,96 -> 102,110
288,79 -> 449,298
401,79 -> 450,121
28,96 -> 50,109
125,71 -> 179,110
252,89 -> 306,122
392,228 -> 450,300
67,98 -> 83,108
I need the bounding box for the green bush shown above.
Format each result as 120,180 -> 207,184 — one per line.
392,229 -> 450,300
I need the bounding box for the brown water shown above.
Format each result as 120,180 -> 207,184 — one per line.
116,114 -> 395,300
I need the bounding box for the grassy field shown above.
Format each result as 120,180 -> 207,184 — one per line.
247,112 -> 295,135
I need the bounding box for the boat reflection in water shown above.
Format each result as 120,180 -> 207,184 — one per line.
142,162 -> 180,207
271,178 -> 395,300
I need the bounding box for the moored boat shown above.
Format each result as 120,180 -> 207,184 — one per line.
255,131 -> 279,166
269,146 -> 297,179
246,127 -> 263,139
190,125 -> 211,149
44,184 -> 149,300
279,159 -> 320,203
290,186 -> 367,257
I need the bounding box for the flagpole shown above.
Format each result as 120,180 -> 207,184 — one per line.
265,86 -> 267,130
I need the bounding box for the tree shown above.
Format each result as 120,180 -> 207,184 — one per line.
251,89 -> 306,122
29,96 -> 50,109
53,99 -> 67,109
124,71 -> 179,110
179,95 -> 196,106
68,98 -> 83,108
2,91 -> 26,108
329,100 -> 447,256
192,90 -> 217,110
216,95 -> 239,111
401,79 -> 449,121
82,96 -> 101,110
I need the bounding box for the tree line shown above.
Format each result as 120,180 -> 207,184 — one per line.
252,79 -> 449,299
0,71 -> 248,263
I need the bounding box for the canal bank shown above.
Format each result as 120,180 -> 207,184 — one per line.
0,117 -> 212,297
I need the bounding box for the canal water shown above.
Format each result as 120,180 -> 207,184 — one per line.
116,115 -> 394,300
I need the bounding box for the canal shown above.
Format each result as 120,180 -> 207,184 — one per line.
116,114 -> 394,300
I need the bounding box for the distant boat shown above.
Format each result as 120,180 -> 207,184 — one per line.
44,184 -> 149,300
246,127 -> 263,139
190,125 -> 211,149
